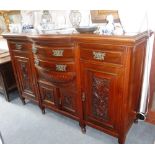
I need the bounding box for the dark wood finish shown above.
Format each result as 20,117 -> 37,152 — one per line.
34,41 -> 79,118
13,56 -> 36,101
80,43 -> 124,64
146,111 -> 155,124
3,32 -> 149,143
0,51 -> 16,101
80,60 -> 123,137
4,37 -> 40,105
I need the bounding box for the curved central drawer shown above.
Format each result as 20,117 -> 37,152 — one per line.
37,68 -> 76,84
35,59 -> 76,84
34,59 -> 75,72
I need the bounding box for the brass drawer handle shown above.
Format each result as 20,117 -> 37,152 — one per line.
56,64 -> 67,72
15,44 -> 22,50
34,59 -> 39,66
52,49 -> 64,57
32,44 -> 37,54
93,51 -> 106,60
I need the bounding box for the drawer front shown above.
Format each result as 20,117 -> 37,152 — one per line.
34,59 -> 75,72
36,66 -> 76,84
11,50 -> 30,57
80,43 -> 125,65
32,45 -> 75,61
9,42 -> 31,51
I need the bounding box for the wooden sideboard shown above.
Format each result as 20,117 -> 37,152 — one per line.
3,32 -> 149,143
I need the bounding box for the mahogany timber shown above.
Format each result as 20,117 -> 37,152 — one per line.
3,32 -> 149,143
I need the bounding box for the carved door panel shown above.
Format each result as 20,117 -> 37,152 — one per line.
81,62 -> 121,130
59,84 -> 77,116
14,56 -> 36,99
39,83 -> 58,109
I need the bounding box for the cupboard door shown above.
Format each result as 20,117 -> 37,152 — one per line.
59,84 -> 77,116
81,62 -> 122,131
14,56 -> 37,100
39,83 -> 58,109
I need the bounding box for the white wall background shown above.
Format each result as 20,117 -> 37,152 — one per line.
1,0 -> 155,31
20,9 -> 155,33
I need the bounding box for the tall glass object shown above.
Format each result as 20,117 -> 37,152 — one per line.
69,10 -> 81,28
40,10 -> 52,30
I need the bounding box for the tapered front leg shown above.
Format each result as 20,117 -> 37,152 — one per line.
79,121 -> 86,134
21,97 -> 26,105
42,108 -> 45,114
118,135 -> 126,144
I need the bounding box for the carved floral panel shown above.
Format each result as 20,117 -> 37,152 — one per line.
42,88 -> 54,102
20,62 -> 32,91
92,75 -> 110,120
63,95 -> 73,109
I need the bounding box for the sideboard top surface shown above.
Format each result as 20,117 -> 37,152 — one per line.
2,31 -> 150,46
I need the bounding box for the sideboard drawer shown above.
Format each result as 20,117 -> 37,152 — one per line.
32,46 -> 75,61
9,42 -> 31,51
34,59 -> 76,72
37,68 -> 76,84
11,49 -> 31,57
80,43 -> 125,65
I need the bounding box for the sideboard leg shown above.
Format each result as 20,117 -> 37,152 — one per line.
42,108 -> 45,114
81,126 -> 86,134
118,135 -> 126,144
79,121 -> 86,134
21,97 -> 26,105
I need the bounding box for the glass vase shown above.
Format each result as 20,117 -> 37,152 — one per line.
69,10 -> 81,28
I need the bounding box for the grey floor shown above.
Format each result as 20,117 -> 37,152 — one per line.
0,91 -> 155,144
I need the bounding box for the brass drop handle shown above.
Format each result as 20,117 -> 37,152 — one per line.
32,44 -> 37,54
15,44 -> 22,50
56,64 -> 67,72
34,59 -> 39,66
93,51 -> 106,60
52,49 -> 64,57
